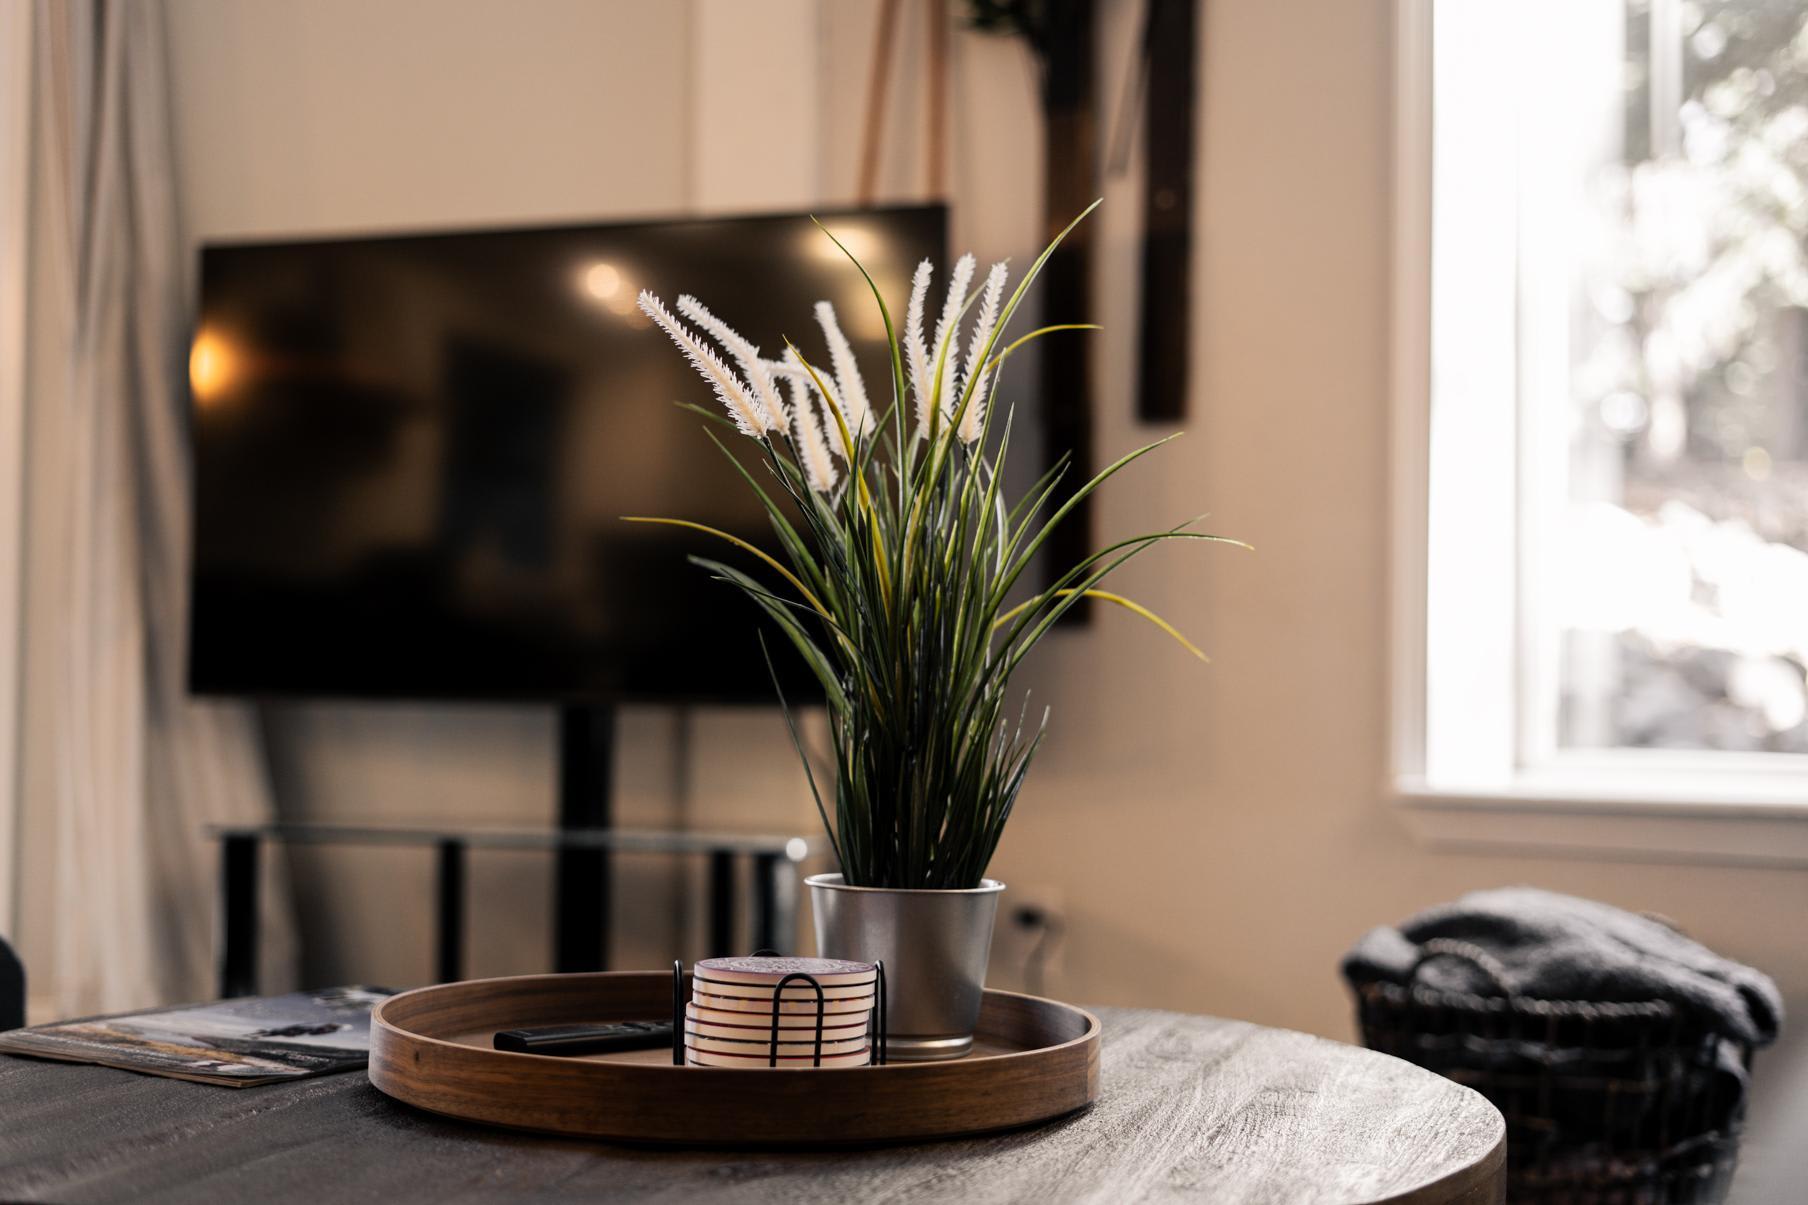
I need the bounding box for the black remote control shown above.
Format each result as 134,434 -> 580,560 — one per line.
492,1021 -> 673,1056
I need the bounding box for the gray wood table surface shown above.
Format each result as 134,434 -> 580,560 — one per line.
0,1006 -> 1505,1204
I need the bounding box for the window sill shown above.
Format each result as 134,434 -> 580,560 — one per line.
1393,776 -> 1808,868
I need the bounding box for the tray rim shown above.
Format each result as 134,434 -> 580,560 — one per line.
369,970 -> 1101,1146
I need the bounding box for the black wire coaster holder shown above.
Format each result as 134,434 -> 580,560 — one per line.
672,955 -> 888,1068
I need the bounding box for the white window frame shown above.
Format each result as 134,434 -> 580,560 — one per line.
1389,0 -> 1808,867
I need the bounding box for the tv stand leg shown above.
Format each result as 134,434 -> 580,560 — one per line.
752,852 -> 782,954
555,704 -> 615,972
219,833 -> 260,998
708,850 -> 735,957
435,838 -> 466,983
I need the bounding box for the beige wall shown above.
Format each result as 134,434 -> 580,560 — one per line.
168,0 -> 691,240
153,0 -> 1803,1186
161,0 -> 826,988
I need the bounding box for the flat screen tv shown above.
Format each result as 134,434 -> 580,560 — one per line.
187,205 -> 947,702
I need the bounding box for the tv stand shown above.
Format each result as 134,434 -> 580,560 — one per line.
555,704 -> 615,971
210,821 -> 809,995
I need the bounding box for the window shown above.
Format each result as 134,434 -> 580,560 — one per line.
1391,0 -> 1808,863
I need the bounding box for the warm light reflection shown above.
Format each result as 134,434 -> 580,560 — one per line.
844,292 -> 888,342
579,259 -> 647,322
806,222 -> 884,265
189,328 -> 237,404
581,260 -> 622,302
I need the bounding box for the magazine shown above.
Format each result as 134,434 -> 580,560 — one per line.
0,986 -> 392,1086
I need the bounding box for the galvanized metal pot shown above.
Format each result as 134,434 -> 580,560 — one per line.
806,873 -> 1005,1061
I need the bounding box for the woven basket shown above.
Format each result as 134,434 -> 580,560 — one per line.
1352,939 -> 1750,1205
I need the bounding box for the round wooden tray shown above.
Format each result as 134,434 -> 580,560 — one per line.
369,971 -> 1099,1146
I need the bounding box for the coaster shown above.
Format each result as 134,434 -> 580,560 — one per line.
686,1044 -> 871,1069
691,990 -> 874,1015
684,1021 -> 869,1044
692,978 -> 874,1001
683,1027 -> 868,1058
694,956 -> 876,989
685,1005 -> 869,1036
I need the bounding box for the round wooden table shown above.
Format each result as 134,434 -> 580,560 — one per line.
0,1005 -> 1505,1204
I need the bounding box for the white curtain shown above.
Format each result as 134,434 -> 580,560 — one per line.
33,0 -> 295,1014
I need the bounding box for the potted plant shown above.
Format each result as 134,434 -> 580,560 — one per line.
633,205 -> 1241,1059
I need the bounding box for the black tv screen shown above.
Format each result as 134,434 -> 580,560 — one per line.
187,205 -> 946,702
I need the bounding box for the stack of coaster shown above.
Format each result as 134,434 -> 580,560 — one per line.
686,956 -> 876,1069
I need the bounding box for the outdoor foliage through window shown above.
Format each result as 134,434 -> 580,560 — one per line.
1559,0 -> 1808,754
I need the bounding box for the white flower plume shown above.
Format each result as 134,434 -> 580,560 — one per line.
814,301 -> 871,436
957,261 -> 1009,444
932,252 -> 976,429
676,294 -> 787,429
763,356 -> 802,382
904,259 -> 934,436
787,375 -> 840,493
638,290 -> 771,437
767,354 -> 844,434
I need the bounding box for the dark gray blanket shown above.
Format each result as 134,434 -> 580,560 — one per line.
1342,887 -> 1782,1046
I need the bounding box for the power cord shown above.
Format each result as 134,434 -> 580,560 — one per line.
1012,903 -> 1065,998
